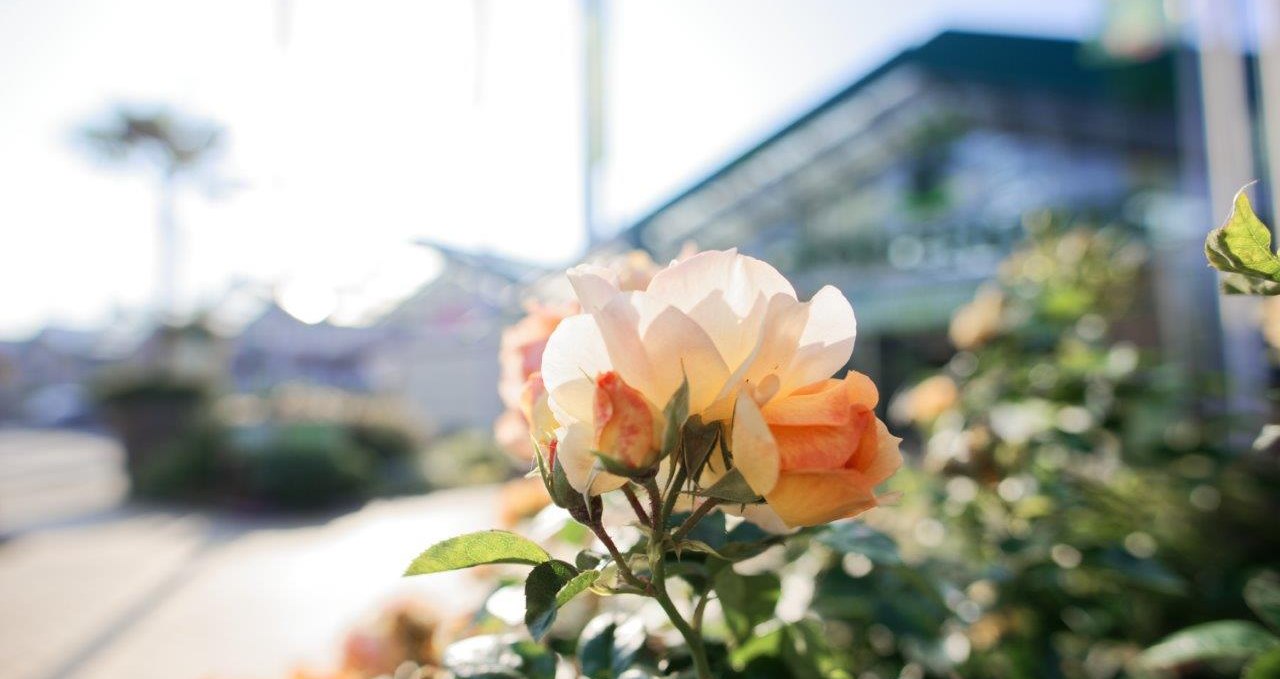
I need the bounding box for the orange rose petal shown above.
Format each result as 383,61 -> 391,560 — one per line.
765,469 -> 880,528
773,407 -> 872,471
843,371 -> 880,409
761,378 -> 848,426
853,417 -> 903,486
594,372 -> 657,468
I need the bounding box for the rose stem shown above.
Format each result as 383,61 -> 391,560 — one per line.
621,484 -> 650,525
651,542 -> 713,679
642,478 -> 663,533
587,520 -> 650,591
671,497 -> 720,544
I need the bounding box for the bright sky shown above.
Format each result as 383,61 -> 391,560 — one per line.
0,0 -> 1102,339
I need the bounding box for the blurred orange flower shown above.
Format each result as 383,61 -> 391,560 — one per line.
950,285 -> 1004,350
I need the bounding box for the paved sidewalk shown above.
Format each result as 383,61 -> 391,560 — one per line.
0,429 -> 127,535
0,429 -> 501,679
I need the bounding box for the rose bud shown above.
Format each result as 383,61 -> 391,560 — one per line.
593,371 -> 659,470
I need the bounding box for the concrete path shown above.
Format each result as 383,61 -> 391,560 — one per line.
0,429 -> 501,679
0,429 -> 127,535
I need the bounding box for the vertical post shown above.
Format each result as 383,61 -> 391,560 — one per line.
1194,0 -> 1268,429
581,0 -> 605,249
1257,0 -> 1280,215
157,172 -> 177,322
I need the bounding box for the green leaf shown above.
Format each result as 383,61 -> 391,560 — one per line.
1221,272 -> 1280,295
442,634 -> 558,679
556,570 -> 600,607
1139,620 -> 1280,669
818,522 -> 902,565
714,568 -> 781,643
696,468 -> 763,504
661,373 -> 691,458
577,615 -> 619,679
668,508 -> 728,548
405,530 -> 550,576
577,614 -> 658,679
784,620 -> 850,679
1212,186 -> 1280,276
1205,185 -> 1280,293
719,521 -> 782,561
575,550 -> 603,572
524,559 -> 580,640
1246,572 -> 1280,632
1245,647 -> 1280,679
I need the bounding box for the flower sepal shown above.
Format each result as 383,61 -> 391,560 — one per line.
591,450 -> 660,480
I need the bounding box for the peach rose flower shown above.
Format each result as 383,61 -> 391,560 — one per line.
540,249 -> 901,527
493,248 -> 696,461
494,302 -> 577,460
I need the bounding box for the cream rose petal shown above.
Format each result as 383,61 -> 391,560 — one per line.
566,263 -> 622,313
631,296 -> 731,413
779,285 -> 857,395
730,390 -> 780,496
646,249 -> 795,318
542,314 -> 613,424
685,290 -> 767,372
557,421 -> 628,495
704,293 -> 809,420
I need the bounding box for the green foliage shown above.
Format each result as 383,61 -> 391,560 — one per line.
524,559 -> 596,640
130,419 -> 225,500
1139,621 -> 1279,670
817,522 -> 902,565
246,424 -> 374,509
421,428 -> 511,488
577,614 -> 659,678
729,621 -> 852,678
1245,648 -> 1280,679
1205,185 -> 1280,295
1246,572 -> 1280,632
843,217 -> 1280,678
442,634 -> 558,679
404,530 -> 550,576
713,569 -> 780,643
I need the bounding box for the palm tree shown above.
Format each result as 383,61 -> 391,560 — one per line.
79,105 -> 224,319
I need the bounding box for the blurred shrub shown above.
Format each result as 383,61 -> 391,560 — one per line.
245,424 -> 374,510
130,418 -> 226,501
101,377 -> 430,510
420,428 -> 513,488
815,217 -> 1279,678
94,369 -> 214,480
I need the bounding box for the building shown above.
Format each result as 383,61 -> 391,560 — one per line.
371,244 -> 550,433
600,30 -> 1221,394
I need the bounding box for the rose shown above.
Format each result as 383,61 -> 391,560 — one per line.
494,302 -> 576,460
728,370 -> 902,527
540,249 -> 901,526
493,247 -> 694,461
